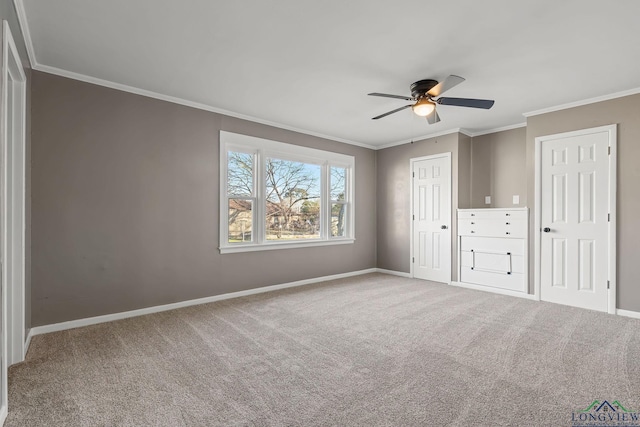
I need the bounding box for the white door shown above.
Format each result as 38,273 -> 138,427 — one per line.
539,127 -> 614,312
412,154 -> 451,283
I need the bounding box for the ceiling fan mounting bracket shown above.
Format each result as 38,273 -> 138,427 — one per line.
410,79 -> 439,99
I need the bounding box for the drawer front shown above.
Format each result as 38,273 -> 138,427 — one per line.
458,210 -> 527,220
460,250 -> 524,274
504,219 -> 527,238
458,218 -> 527,238
460,267 -> 526,292
460,236 -> 525,256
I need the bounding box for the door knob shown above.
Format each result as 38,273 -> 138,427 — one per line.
441,225 -> 448,229
543,227 -> 551,233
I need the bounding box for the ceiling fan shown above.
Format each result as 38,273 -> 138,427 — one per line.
368,75 -> 495,124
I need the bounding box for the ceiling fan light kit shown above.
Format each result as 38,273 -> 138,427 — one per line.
412,98 -> 436,116
369,75 -> 495,124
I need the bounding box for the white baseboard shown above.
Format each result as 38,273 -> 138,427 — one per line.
24,328 -> 33,358
375,268 -> 412,278
0,406 -> 6,427
451,281 -> 538,301
30,268 -> 378,337
616,309 -> 640,320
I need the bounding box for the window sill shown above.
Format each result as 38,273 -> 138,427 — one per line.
219,238 -> 355,254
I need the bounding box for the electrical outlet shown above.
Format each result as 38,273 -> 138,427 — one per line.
513,195 -> 520,205
485,196 -> 491,205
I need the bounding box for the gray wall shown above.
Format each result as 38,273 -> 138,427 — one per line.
470,133 -> 492,209
28,71 -> 640,325
376,132 -> 462,280
31,71 -> 377,326
526,93 -> 640,311
458,133 -> 472,209
1,0 -> 32,331
471,127 -> 526,208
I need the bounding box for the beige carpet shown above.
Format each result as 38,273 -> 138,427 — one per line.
7,273 -> 640,426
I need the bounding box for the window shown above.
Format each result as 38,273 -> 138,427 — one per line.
220,131 -> 355,253
329,166 -> 347,237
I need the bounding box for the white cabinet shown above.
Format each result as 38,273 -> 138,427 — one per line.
457,208 -> 528,293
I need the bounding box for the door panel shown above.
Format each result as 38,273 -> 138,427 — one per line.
540,130 -> 610,312
412,156 -> 451,283
551,238 -> 566,288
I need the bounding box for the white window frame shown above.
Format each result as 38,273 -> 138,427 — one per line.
220,131 -> 355,254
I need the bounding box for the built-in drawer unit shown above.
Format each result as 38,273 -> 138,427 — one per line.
457,208 -> 529,293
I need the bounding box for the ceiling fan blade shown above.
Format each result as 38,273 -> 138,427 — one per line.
427,75 -> 465,97
425,110 -> 441,125
368,92 -> 414,101
372,104 -> 413,120
437,97 -> 495,109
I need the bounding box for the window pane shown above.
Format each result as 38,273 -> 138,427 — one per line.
331,203 -> 347,237
228,199 -> 252,243
330,166 -> 346,201
265,158 -> 321,240
228,151 -> 253,197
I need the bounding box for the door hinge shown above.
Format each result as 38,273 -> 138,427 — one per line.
608,213 -> 610,222
412,172 -> 415,178
412,257 -> 415,263
607,280 -> 610,289
412,215 -> 415,220
608,146 -> 611,155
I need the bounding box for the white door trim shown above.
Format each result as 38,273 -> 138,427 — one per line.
1,20 -> 27,367
409,152 -> 452,282
534,124 -> 617,313
1,20 -> 27,424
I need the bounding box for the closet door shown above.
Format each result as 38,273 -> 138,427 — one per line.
412,154 -> 451,284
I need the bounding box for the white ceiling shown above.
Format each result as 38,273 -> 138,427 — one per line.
18,0 -> 640,148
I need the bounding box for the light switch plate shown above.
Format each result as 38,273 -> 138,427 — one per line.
485,196 -> 491,205
513,195 -> 520,205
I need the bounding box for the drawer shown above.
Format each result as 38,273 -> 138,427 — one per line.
458,218 -> 527,238
458,209 -> 527,220
460,236 -> 525,256
460,250 -> 525,274
460,267 -> 526,293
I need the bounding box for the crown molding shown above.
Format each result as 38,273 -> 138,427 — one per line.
376,128 -> 464,150
35,64 -> 379,150
523,87 -> 640,117
465,122 -> 527,137
13,0 -> 36,67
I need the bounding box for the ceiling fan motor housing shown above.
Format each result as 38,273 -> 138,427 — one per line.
410,79 -> 439,99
